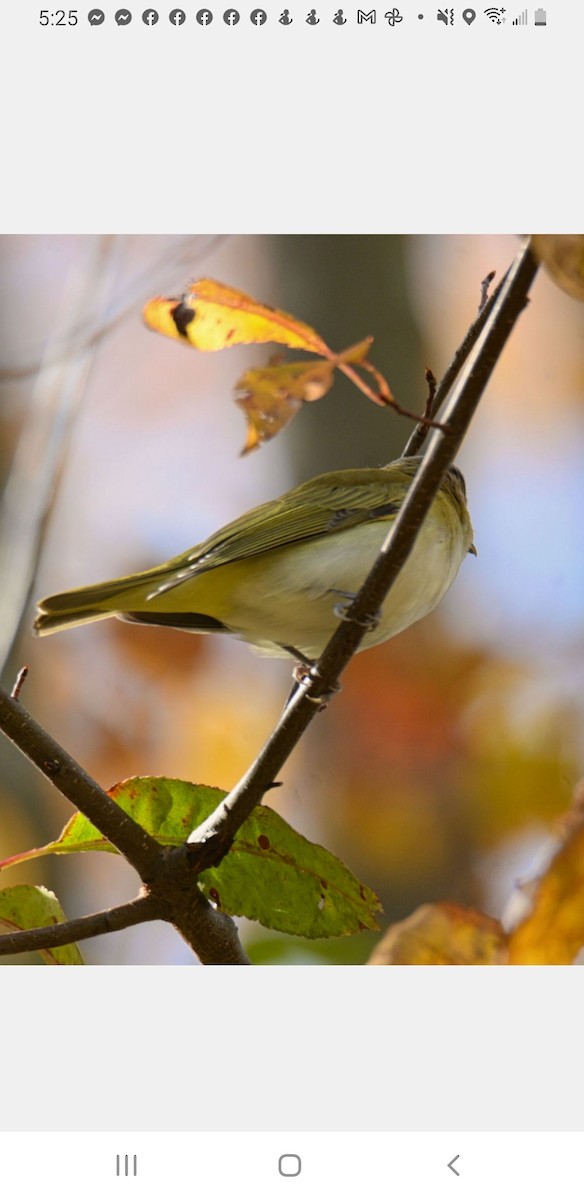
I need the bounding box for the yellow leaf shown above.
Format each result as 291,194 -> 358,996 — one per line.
532,235 -> 584,302
143,278 -> 331,354
369,902 -> 507,965
508,813 -> 584,964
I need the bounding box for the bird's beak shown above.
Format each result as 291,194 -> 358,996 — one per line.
469,542 -> 478,556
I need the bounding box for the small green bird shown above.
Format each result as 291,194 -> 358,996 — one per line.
34,456 -> 475,662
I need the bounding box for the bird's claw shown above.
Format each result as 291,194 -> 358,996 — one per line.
333,600 -> 380,632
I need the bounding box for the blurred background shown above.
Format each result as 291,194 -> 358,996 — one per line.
0,234 -> 583,965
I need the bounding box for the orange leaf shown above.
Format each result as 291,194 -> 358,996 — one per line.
508,815 -> 584,964
369,902 -> 507,965
143,278 -> 331,355
234,341 -> 373,454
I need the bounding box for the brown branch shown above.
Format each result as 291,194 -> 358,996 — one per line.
162,884 -> 251,965
0,686 -> 250,964
184,238 -> 539,872
0,885 -> 250,963
0,893 -> 159,957
0,686 -> 162,879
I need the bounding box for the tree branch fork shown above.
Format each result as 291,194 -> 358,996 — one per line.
0,240 -> 539,964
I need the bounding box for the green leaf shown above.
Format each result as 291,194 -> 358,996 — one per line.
0,885 -> 84,965
0,777 -> 381,940
200,803 -> 381,938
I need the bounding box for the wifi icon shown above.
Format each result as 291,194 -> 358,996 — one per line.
484,6 -> 506,21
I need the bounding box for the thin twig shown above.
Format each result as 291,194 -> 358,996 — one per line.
480,269 -> 496,312
403,265 -> 509,458
184,239 -> 539,871
423,368 -> 437,420
341,359 -> 446,430
10,666 -> 28,701
0,893 -> 159,957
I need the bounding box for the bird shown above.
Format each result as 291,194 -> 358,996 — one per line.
34,456 -> 475,663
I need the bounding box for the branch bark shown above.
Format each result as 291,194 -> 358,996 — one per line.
0,688 -> 250,963
0,893 -> 158,956
0,686 -> 161,878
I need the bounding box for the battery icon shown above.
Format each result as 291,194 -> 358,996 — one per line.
534,7 -> 546,23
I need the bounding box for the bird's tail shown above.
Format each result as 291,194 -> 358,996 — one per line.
34,567 -> 168,636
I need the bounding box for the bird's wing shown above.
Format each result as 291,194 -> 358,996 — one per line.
150,470 -> 406,599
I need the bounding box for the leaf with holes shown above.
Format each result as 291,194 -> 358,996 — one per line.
0,777 -> 380,940
200,802 -> 381,938
236,338 -> 373,453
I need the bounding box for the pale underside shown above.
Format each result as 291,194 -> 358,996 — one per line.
125,510 -> 469,660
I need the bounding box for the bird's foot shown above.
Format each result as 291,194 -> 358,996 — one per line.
332,595 -> 381,632
280,646 -> 340,709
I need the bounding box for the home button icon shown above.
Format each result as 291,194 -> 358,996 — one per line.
278,1153 -> 302,1177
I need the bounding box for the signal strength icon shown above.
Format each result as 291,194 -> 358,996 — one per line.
512,7 -> 527,20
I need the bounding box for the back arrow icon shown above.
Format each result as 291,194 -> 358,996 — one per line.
447,1155 -> 460,1176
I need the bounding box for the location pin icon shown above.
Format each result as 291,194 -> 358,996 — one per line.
462,7 -> 476,20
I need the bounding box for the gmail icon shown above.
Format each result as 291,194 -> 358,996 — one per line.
357,8 -> 376,20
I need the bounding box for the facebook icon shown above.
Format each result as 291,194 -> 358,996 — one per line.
141,7 -> 158,22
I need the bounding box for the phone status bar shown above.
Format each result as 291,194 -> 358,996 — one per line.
41,6 -> 549,27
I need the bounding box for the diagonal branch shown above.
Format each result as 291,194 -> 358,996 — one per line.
184,238 -> 539,871
0,893 -> 159,957
0,686 -> 162,878
0,686 -> 250,964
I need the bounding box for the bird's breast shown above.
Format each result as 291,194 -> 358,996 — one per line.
204,510 -> 469,658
